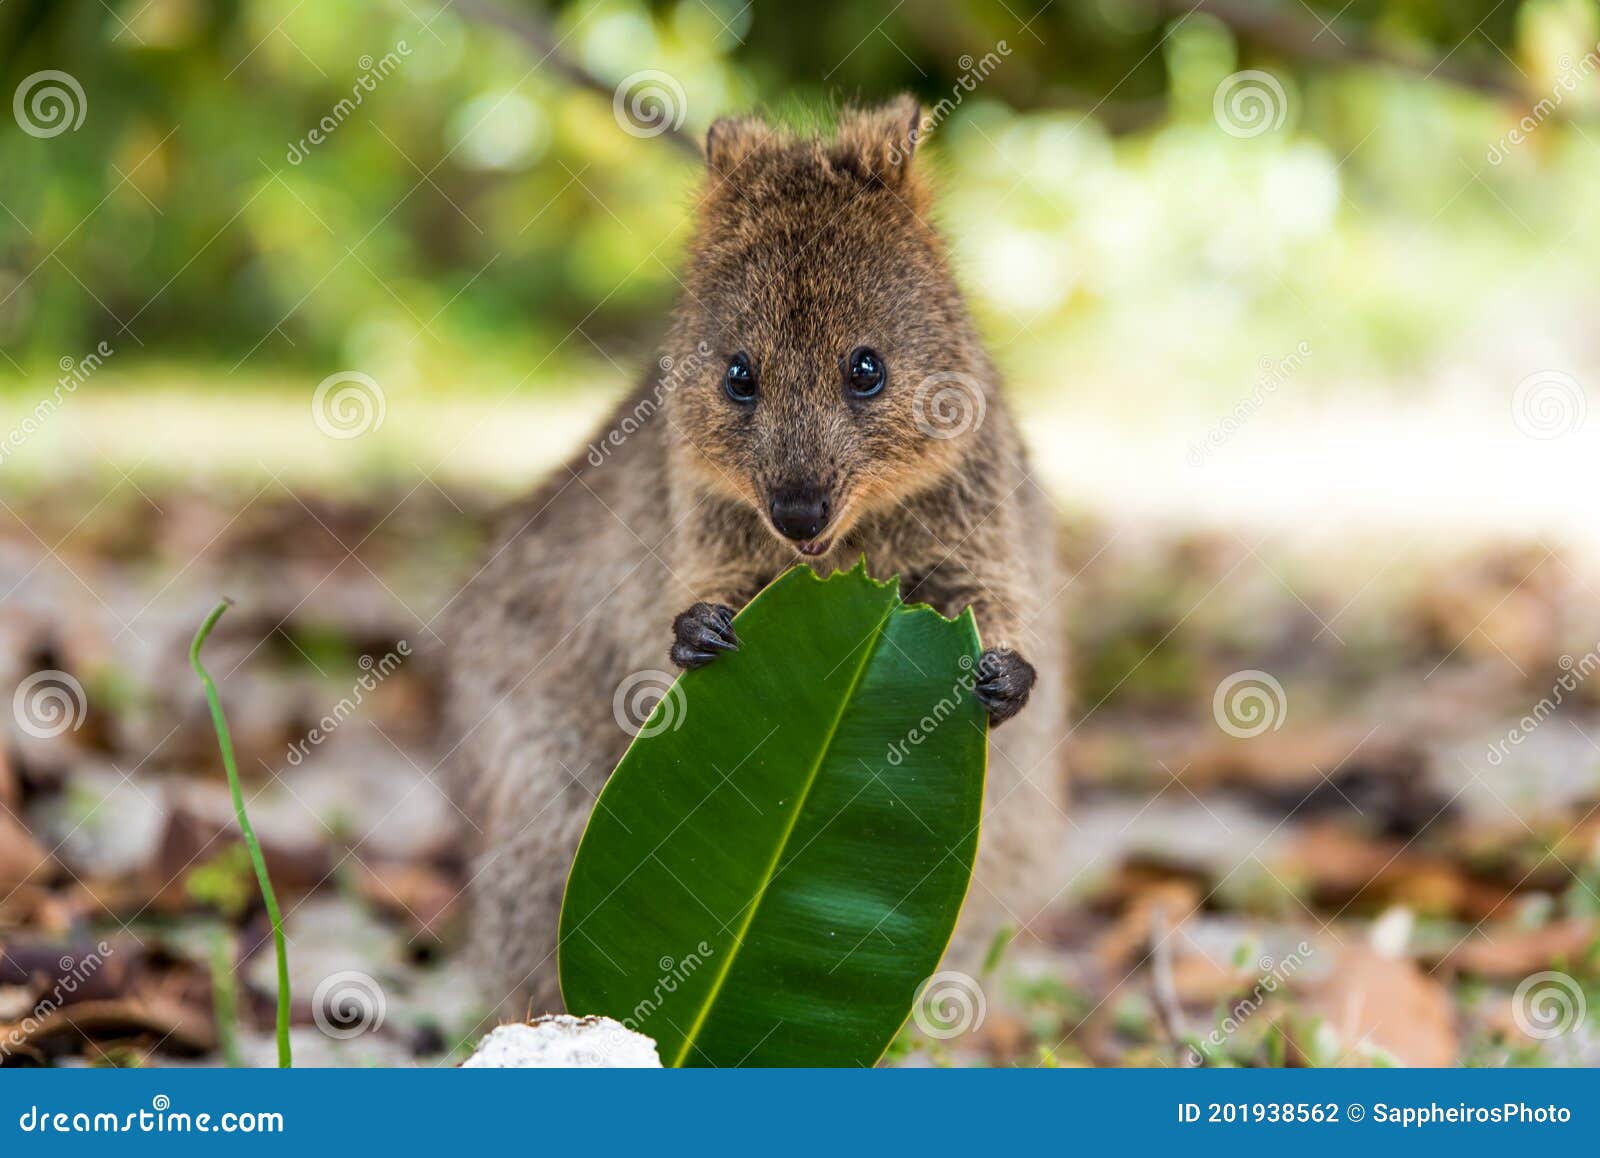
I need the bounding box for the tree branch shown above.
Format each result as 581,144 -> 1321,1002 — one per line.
438,0 -> 703,156
1164,0 -> 1567,114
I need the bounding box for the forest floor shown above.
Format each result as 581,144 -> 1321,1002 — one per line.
2,466 -> 1599,1068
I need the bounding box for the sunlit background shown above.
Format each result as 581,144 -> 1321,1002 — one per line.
4,0 -> 1598,530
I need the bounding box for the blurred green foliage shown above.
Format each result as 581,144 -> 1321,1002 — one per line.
0,0 -> 1597,400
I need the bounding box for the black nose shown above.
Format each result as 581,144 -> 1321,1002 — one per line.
769,486 -> 832,541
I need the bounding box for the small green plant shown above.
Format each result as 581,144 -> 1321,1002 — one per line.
186,844 -> 256,917
981,924 -> 1015,975
209,927 -> 243,1068
190,599 -> 291,1068
1265,1022 -> 1288,1068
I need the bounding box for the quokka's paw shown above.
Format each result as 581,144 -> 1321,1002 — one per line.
975,647 -> 1035,725
669,602 -> 740,669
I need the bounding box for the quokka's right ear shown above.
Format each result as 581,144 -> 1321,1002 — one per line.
704,115 -> 775,175
830,95 -> 924,190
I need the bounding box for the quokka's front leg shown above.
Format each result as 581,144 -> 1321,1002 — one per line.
665,556 -> 772,670
911,557 -> 1038,725
670,602 -> 740,669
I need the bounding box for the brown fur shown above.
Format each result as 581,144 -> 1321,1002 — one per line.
439,97 -> 1068,1016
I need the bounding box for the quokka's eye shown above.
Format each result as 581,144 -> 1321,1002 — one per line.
845,346 -> 886,398
724,352 -> 758,402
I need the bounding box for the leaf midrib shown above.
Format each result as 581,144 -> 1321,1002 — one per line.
667,597 -> 898,1067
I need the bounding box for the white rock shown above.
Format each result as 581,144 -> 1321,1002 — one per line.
1368,905 -> 1415,959
461,1016 -> 661,1069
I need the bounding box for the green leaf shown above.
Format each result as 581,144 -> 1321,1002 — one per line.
559,561 -> 987,1067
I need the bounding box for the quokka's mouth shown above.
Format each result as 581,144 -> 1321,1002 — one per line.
795,537 -> 831,557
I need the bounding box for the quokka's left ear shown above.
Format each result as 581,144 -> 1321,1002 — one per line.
704,114 -> 778,175
831,94 -> 924,188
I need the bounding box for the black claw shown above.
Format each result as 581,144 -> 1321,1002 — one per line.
973,647 -> 1036,725
671,644 -> 719,669
670,603 -> 740,670
685,620 -> 739,652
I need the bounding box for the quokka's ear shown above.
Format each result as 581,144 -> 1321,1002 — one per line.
831,94 -> 924,187
705,115 -> 777,175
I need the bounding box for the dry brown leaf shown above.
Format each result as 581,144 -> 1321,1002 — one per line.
355,861 -> 461,939
1169,952 -> 1253,1006
0,937 -> 141,1007
1439,919 -> 1598,979
0,995 -> 215,1058
1297,946 -> 1457,1066
1095,879 -> 1202,972
975,1011 -> 1029,1063
1276,823 -> 1514,920
0,747 -> 18,812
0,885 -> 73,936
0,814 -> 52,894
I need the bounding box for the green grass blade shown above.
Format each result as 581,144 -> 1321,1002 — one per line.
189,599 -> 292,1068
